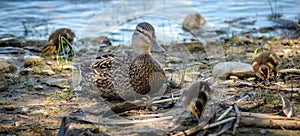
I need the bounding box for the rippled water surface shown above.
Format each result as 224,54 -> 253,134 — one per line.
0,0 -> 299,45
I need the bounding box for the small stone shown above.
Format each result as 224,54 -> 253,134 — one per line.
41,69 -> 56,76
31,109 -> 47,115
0,59 -> 17,73
15,120 -> 26,127
34,85 -> 44,91
259,129 -> 267,134
42,78 -> 70,89
212,62 -> 255,79
166,57 -> 183,64
24,56 -> 43,67
62,65 -> 77,70
19,67 -> 33,75
46,61 -> 55,65
21,106 -> 30,113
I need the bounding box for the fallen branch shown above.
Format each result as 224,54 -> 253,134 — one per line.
279,69 -> 300,75
202,117 -> 236,130
240,112 -> 300,129
232,104 -> 240,134
105,116 -> 173,125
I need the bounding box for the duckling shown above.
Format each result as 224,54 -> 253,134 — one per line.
182,13 -> 206,32
82,22 -> 166,101
252,51 -> 281,84
181,81 -> 211,121
42,28 -> 75,56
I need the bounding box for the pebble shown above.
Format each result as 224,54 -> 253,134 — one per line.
19,68 -> 33,75
21,106 -> 31,113
15,120 -> 26,127
42,78 -> 70,89
0,59 -> 17,73
24,56 -> 43,67
41,69 -> 56,76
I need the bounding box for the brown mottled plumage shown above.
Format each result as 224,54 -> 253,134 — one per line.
181,81 -> 211,121
42,28 -> 75,56
252,51 -> 281,84
81,22 -> 166,101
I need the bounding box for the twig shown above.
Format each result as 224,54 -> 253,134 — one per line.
169,112 -> 216,136
152,97 -> 180,104
71,114 -> 173,125
104,116 -> 173,125
202,117 -> 236,130
216,106 -> 233,121
233,104 -> 240,134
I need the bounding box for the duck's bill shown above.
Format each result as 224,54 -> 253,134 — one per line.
264,79 -> 270,85
151,39 -> 165,52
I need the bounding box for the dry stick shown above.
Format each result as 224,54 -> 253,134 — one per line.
202,117 -> 236,130
216,106 -> 233,121
237,80 -> 300,92
72,114 -> 173,125
233,104 -> 240,134
239,112 -> 300,129
105,116 -> 173,125
152,96 -> 180,104
169,123 -> 205,136
279,69 -> 300,74
169,114 -> 233,136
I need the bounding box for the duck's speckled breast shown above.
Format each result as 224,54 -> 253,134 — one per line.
130,53 -> 166,96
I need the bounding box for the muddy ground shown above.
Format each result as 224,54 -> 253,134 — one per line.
0,20 -> 300,136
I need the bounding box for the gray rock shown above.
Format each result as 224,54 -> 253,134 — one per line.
41,69 -> 56,76
24,56 -> 43,67
19,68 -> 33,75
42,78 -> 70,89
0,59 -> 17,73
212,62 -> 255,79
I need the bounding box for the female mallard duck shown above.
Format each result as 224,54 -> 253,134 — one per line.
82,22 -> 166,101
181,81 -> 211,121
42,28 -> 75,56
252,51 -> 281,84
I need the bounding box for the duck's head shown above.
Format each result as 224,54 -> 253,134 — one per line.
48,28 -> 75,47
132,22 -> 165,55
257,65 -> 270,84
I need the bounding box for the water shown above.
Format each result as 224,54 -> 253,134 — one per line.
0,0 -> 299,46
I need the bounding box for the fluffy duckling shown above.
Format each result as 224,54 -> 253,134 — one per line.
252,51 -> 281,84
42,28 -> 75,56
181,81 -> 211,121
182,13 -> 206,31
82,22 -> 166,101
